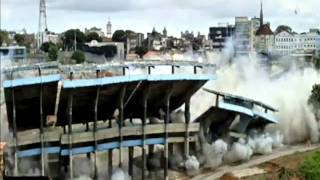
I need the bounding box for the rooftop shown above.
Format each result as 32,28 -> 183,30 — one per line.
256,24 -> 274,36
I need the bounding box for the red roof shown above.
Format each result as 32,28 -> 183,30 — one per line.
256,24 -> 273,35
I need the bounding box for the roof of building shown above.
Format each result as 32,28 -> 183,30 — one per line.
275,25 -> 292,35
256,24 -> 273,36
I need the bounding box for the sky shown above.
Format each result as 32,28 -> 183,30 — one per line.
1,0 -> 320,37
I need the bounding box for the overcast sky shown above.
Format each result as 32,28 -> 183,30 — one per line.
1,0 -> 320,37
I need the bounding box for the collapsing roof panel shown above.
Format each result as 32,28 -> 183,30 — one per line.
57,74 -> 214,126
3,75 -> 61,131
195,89 -> 278,140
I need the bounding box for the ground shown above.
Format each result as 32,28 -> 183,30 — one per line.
190,145 -> 320,180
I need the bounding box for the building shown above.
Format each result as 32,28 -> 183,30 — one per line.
274,28 -> 294,56
254,1 -> 274,55
163,27 -> 167,37
80,40 -> 124,62
126,32 -> 145,54
234,17 -> 252,55
255,24 -> 274,55
181,30 -> 194,40
0,46 -> 26,62
44,32 -> 60,44
274,28 -> 320,56
136,33 -> 144,47
147,27 -> 166,50
106,18 -> 112,38
250,17 -> 261,51
316,34 -> 320,55
208,25 -> 234,51
234,1 -> 264,55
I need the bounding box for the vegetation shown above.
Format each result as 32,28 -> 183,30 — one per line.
308,84 -> 320,110
13,34 -> 26,45
0,31 -> 9,45
314,56 -> 320,70
299,151 -> 320,180
112,30 -> 127,42
48,44 -> 58,61
85,32 -> 102,42
71,50 -> 85,64
62,29 -> 85,50
40,42 -> 56,52
135,46 -> 148,58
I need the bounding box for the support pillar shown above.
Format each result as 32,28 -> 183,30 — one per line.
93,86 -> 100,179
38,67 -> 45,176
67,91 -> 74,179
164,86 -> 173,180
108,150 -> 113,179
11,86 -> 18,176
118,86 -> 126,168
128,147 -> 134,176
184,99 -> 190,158
141,85 -> 149,180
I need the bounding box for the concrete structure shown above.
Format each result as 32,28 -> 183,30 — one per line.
3,62 -> 214,179
208,25 -> 235,51
196,89 -> 277,143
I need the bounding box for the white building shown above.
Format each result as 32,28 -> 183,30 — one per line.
44,33 -> 60,44
274,29 -> 320,56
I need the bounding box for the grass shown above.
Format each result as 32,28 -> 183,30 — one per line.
299,151 -> 320,180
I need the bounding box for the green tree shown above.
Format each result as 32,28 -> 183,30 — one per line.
62,29 -> 85,50
85,32 -> 102,42
71,50 -> 85,64
308,84 -> 320,110
40,42 -> 55,52
125,30 -> 135,38
14,34 -> 26,45
48,44 -> 58,61
112,30 -> 127,42
135,46 -> 148,58
314,56 -> 320,70
0,31 -> 9,45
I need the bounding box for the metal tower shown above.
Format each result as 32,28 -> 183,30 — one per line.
38,0 -> 48,49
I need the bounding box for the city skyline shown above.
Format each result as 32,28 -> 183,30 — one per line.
1,0 -> 320,36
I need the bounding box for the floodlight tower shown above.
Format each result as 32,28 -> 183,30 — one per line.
38,0 -> 48,49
